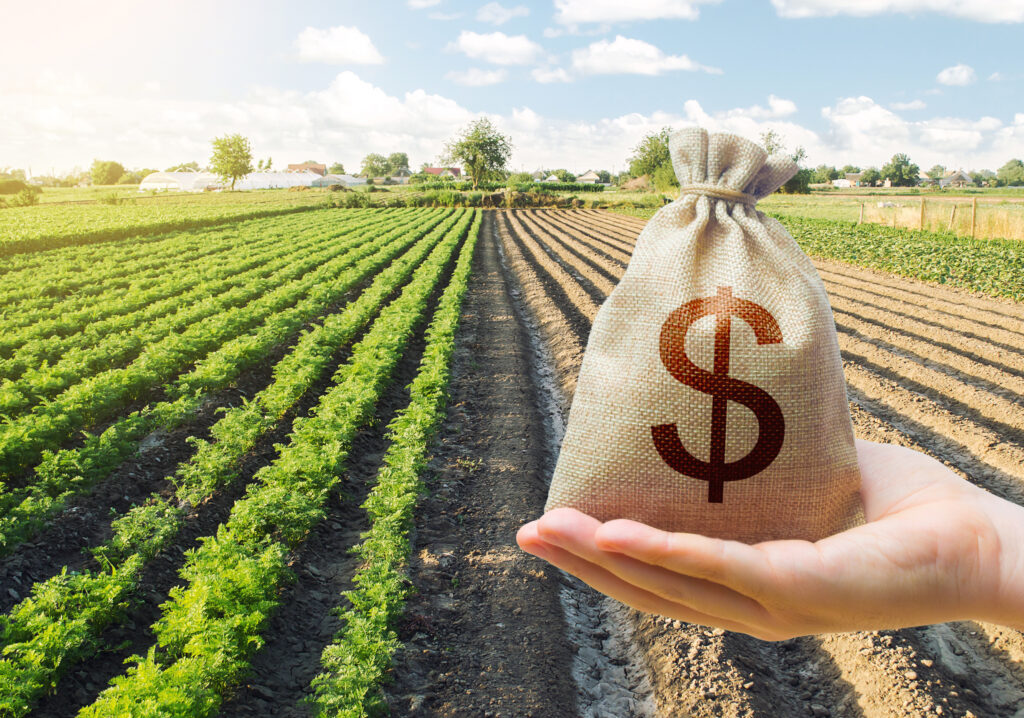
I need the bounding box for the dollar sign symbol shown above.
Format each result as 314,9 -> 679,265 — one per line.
651,286 -> 785,503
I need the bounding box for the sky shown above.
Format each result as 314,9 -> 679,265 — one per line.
1,0 -> 1022,177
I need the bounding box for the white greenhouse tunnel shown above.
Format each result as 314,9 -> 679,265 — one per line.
139,171 -> 365,192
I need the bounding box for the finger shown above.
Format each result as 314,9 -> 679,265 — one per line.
593,519 -> 785,598
537,510 -> 771,628
527,538 -> 760,636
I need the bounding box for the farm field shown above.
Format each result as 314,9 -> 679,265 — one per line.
1,203 -> 1023,717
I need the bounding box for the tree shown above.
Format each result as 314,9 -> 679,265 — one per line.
971,169 -> 996,187
166,161 -> 200,172
926,164 -> 946,180
760,129 -> 785,157
881,153 -> 920,187
550,169 -> 574,183
597,169 -> 612,183
628,127 -> 672,179
813,165 -> 839,183
91,160 -> 125,186
442,118 -> 513,189
361,153 -> 388,177
119,168 -> 158,184
506,171 -> 533,184
328,162 -> 345,175
385,152 -> 409,175
840,164 -> 861,175
209,134 -> 254,190
997,159 -> 1024,186
860,167 -> 881,187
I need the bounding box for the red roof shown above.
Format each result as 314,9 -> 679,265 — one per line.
287,163 -> 327,176
423,167 -> 461,177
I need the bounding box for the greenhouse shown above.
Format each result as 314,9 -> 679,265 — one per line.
138,171 -> 221,192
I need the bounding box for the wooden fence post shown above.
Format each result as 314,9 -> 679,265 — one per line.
947,205 -> 957,233
970,196 -> 977,239
919,198 -> 925,231
858,202 -> 864,225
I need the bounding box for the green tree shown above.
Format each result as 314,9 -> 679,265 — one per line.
997,159 -> 1024,186
361,153 -> 388,177
926,164 -> 946,180
166,161 -> 201,172
209,134 -> 254,190
813,165 -> 839,183
628,127 -> 672,179
552,169 -> 575,183
860,167 -> 881,187
91,160 -> 125,186
597,169 -> 612,183
385,152 -> 409,175
328,162 -> 345,175
442,118 -> 513,189
760,129 -> 785,156
840,164 -> 861,175
970,169 -> 996,187
506,171 -> 533,184
881,153 -> 920,187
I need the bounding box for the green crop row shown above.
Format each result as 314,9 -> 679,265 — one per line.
309,208 -> 482,717
0,211 -> 462,716
77,209 -> 477,717
766,214 -> 1024,302
0,210 -> 383,346
0,210 -> 446,554
0,220 -> 368,417
0,194 -> 326,258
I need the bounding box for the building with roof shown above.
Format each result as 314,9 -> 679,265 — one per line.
422,167 -> 461,179
287,162 -> 327,176
576,170 -> 601,184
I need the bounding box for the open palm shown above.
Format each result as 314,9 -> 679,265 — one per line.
517,440 -> 1024,639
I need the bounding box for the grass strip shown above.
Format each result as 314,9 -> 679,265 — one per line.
308,208 -> 482,717
0,210 -> 462,717
76,209 -> 476,718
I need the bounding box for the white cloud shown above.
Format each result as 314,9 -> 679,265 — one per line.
937,64 -> 977,86
771,0 -> 1024,22
988,71 -> 1004,82
532,66 -> 573,83
554,0 -> 722,24
890,99 -> 926,110
407,0 -> 441,7
720,94 -> 798,119
446,30 -> 542,65
477,2 -> 529,25
571,35 -> 721,76
295,26 -> 384,65
446,67 -> 508,86
429,12 -> 463,20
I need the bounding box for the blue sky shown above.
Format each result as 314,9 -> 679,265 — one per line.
2,0 -> 1022,176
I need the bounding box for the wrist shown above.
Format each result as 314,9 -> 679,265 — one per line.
981,491 -> 1024,630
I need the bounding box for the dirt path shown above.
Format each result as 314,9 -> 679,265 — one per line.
498,208 -> 1024,718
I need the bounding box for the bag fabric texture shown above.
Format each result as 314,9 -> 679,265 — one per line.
545,127 -> 863,543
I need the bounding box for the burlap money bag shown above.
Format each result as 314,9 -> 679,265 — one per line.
545,127 -> 863,543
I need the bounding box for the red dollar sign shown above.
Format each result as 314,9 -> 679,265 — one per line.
651,286 -> 785,503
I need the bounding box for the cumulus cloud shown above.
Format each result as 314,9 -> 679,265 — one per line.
531,66 -> 573,83
571,36 -> 721,76
446,67 -> 508,86
446,30 -> 542,65
719,95 -> 798,119
554,0 -> 723,24
477,2 -> 529,25
295,26 -> 384,65
890,99 -> 926,110
771,0 -> 1024,22
937,64 -> 977,86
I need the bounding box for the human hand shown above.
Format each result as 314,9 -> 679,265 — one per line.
517,439 -> 1024,640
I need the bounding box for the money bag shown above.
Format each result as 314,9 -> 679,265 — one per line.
545,127 -> 863,543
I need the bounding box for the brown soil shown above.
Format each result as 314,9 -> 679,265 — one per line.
496,208 -> 1024,718
385,210 -> 580,717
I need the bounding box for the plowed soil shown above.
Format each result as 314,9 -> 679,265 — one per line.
487,208 -> 1024,718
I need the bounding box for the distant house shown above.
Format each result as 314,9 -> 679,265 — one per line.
940,169 -> 972,189
423,167 -> 461,179
844,172 -> 865,187
832,179 -> 853,188
287,162 -> 327,176
918,171 -> 938,187
542,174 -> 560,183
576,170 -> 601,184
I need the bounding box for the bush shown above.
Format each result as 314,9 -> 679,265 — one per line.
0,179 -> 38,196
